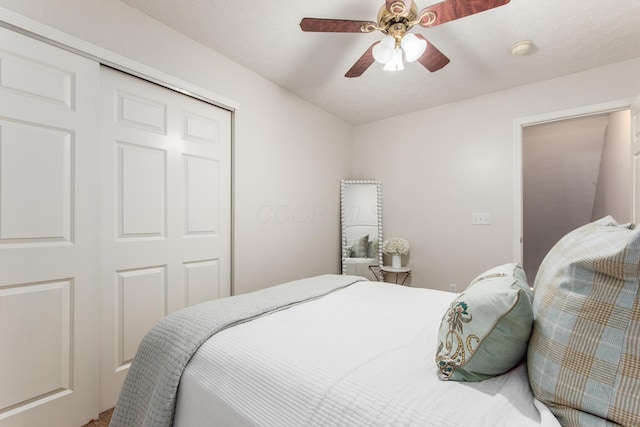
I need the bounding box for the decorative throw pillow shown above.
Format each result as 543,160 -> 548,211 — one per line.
435,263 -> 533,381
367,238 -> 379,259
344,245 -> 353,257
527,216 -> 640,426
348,235 -> 368,258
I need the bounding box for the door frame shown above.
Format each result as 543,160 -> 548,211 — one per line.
512,97 -> 635,265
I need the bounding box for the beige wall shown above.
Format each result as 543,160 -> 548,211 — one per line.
592,110 -> 632,222
0,0 -> 353,295
353,58 -> 640,291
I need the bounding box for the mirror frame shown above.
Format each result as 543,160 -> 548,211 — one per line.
340,179 -> 383,279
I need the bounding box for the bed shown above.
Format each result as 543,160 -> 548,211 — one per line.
111,216 -> 640,427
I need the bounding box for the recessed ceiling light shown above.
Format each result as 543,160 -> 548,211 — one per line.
511,40 -> 534,56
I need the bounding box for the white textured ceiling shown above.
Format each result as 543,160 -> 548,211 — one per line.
121,0 -> 640,125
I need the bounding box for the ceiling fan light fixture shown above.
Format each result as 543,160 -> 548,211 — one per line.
383,47 -> 405,71
301,0 -> 513,78
401,33 -> 427,62
372,35 -> 396,64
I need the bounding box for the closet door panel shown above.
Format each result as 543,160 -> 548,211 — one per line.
184,259 -> 220,306
100,67 -> 232,411
0,280 -> 72,409
184,155 -> 219,234
0,122 -> 72,241
117,142 -> 167,237
117,266 -> 167,365
0,27 -> 100,427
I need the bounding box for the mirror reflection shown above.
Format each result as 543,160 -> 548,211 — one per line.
340,180 -> 382,281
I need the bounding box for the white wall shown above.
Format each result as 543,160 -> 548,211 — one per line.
592,110 -> 632,222
354,58 -> 640,291
0,0 -> 353,295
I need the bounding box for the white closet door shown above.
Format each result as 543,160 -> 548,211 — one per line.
0,28 -> 100,426
99,67 -> 231,410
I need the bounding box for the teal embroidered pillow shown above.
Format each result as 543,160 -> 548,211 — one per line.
435,263 -> 533,381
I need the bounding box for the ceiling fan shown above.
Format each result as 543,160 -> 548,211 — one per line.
300,0 -> 511,77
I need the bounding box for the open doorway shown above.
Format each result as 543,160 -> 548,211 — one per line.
521,110 -> 631,284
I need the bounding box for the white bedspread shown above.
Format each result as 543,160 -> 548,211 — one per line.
174,281 -> 560,427
343,257 -> 379,281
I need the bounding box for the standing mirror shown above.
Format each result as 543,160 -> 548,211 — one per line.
340,180 -> 383,281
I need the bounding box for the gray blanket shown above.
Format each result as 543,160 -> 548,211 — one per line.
109,274 -> 365,427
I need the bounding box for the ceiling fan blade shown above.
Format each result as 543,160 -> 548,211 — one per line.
300,18 -> 377,33
414,35 -> 450,72
418,0 -> 510,28
385,0 -> 412,15
345,42 -> 379,78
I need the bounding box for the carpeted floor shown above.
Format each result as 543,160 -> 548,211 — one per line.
81,408 -> 113,427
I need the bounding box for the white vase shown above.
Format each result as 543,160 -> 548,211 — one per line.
392,253 -> 401,269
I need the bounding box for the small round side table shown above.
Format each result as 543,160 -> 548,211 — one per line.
380,265 -> 411,285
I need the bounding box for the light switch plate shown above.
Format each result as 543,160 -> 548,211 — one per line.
472,212 -> 491,225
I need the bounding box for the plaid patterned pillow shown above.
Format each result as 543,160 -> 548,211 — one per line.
527,216 -> 640,426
